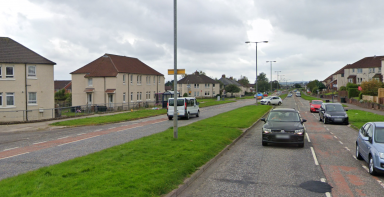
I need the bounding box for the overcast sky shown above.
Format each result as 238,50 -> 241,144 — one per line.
1,0 -> 384,83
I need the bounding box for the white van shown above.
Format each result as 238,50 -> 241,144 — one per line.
167,97 -> 200,120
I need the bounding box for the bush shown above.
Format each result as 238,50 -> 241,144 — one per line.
348,88 -> 360,98
183,93 -> 189,97
340,86 -> 347,91
346,83 -> 358,89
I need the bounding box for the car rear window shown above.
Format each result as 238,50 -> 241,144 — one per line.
168,99 -> 185,106
375,127 -> 384,143
312,101 -> 323,104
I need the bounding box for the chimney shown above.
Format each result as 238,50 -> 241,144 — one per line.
222,74 -> 226,78
195,71 -> 199,75
229,77 -> 233,80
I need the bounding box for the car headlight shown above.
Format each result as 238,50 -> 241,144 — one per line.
310,105 -> 314,108
295,129 -> 304,135
263,128 -> 271,134
345,114 -> 348,117
325,113 -> 331,117
380,153 -> 384,159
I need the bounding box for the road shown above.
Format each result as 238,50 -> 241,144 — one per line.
179,94 -> 384,197
0,99 -> 255,181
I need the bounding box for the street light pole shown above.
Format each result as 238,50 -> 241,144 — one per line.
245,41 -> 268,105
275,71 -> 281,91
279,75 -> 285,90
266,61 -> 276,93
173,0 -> 178,139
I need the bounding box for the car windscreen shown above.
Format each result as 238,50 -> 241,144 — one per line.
264,97 -> 272,100
375,127 -> 384,143
168,99 -> 185,106
267,111 -> 301,122
312,101 -> 323,104
326,104 -> 344,112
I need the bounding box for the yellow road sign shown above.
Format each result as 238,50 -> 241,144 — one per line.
168,69 -> 185,75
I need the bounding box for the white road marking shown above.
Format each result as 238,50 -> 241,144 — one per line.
353,155 -> 357,160
0,152 -> 30,160
2,147 -> 19,151
326,128 -> 329,131
57,136 -> 69,139
362,165 -> 369,172
306,133 -> 311,142
334,136 -> 338,139
345,147 -> 350,151
94,129 -> 102,132
339,141 -> 343,144
33,141 -> 47,145
310,147 -> 319,165
330,132 -> 333,134
57,135 -> 101,147
109,127 -> 116,129
320,178 -> 332,197
375,179 -> 384,189
77,133 -> 86,135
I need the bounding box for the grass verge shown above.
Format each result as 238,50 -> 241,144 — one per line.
197,98 -> 235,107
347,109 -> 384,129
0,105 -> 272,197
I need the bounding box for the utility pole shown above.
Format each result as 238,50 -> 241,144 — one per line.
275,71 -> 281,91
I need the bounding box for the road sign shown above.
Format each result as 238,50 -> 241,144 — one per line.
168,69 -> 185,75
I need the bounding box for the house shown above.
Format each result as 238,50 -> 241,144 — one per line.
343,56 -> 384,85
219,74 -> 246,97
54,80 -> 72,93
176,71 -> 220,97
0,37 -> 56,122
70,54 -> 165,108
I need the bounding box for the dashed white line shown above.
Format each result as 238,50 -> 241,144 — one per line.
375,179 -> 384,189
326,128 -> 329,131
33,141 -> 47,145
362,165 -> 369,172
353,155 -> 357,160
0,152 -> 30,160
94,129 -> 102,132
310,147 -> 319,165
57,136 -> 70,139
306,133 -> 311,142
345,147 -> 351,151
330,132 -> 334,134
77,133 -> 86,135
334,136 -> 338,139
339,141 -> 343,144
57,135 -> 101,147
2,147 -> 19,151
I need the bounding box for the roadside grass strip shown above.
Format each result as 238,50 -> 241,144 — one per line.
300,94 -> 322,102
280,94 -> 288,100
0,105 -> 272,197
347,109 -> 384,129
197,98 -> 235,107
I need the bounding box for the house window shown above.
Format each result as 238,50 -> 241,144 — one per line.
341,74 -> 344,77
6,67 -> 14,78
212,84 -> 215,87
140,92 -> 142,100
137,76 -> 140,84
357,68 -> 362,73
154,91 -> 156,99
158,77 -> 160,84
6,93 -> 14,106
205,84 -> 210,88
88,78 -> 93,86
194,84 -> 199,88
148,76 -> 150,84
352,69 -> 355,72
123,74 -> 126,84
0,93 -> 2,106
153,76 -> 155,84
28,92 -> 37,104
130,75 -> 133,84
373,68 -> 375,73
213,91 -> 215,95
123,93 -> 126,103
0,66 -> 2,78
379,67 -> 382,72
137,92 -> 139,100
131,92 -> 133,101
28,66 -> 36,77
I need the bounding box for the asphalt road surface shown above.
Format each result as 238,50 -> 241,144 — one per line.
179,95 -> 384,197
0,99 -> 255,181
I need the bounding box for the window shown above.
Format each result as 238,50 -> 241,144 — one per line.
131,92 -> 133,101
88,78 -> 93,86
137,92 -> 139,100
213,91 -> 215,95
373,68 -> 375,73
28,66 -> 36,77
194,84 -> 199,88
28,92 -> 37,104
123,93 -> 126,102
341,74 -> 344,77
123,75 -> 126,84
379,67 -> 382,72
154,91 -> 156,99
212,84 -> 215,87
352,69 -> 355,72
137,76 -> 140,84
140,92 -> 142,100
6,67 -> 14,78
153,76 -> 155,84
357,68 -> 362,73
0,66 -> 2,78
148,76 -> 150,84
130,75 -> 133,84
6,93 -> 14,106
0,93 -> 2,106
158,77 -> 160,84
205,84 -> 210,88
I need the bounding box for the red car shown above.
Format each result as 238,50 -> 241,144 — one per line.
310,100 -> 323,113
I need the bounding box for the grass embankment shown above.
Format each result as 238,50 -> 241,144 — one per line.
197,98 -> 235,107
280,94 -> 288,100
301,93 -> 347,107
0,105 -> 272,197
348,109 -> 384,129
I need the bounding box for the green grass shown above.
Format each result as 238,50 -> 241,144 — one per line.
300,94 -> 321,102
197,98 -> 235,107
0,105 -> 272,197
51,109 -> 167,126
280,94 -> 288,100
347,109 -> 384,129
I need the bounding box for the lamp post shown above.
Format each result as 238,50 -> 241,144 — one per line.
275,71 -> 281,91
279,75 -> 285,90
245,41 -> 268,105
173,0 -> 178,139
266,61 -> 276,93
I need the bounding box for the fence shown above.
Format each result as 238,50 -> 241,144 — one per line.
0,101 -> 160,124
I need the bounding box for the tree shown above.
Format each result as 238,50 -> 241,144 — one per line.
183,93 -> 189,97
294,83 -> 302,88
361,79 -> 382,96
225,84 -> 241,96
271,80 -> 279,90
165,80 -> 174,87
238,75 -> 250,86
255,72 -> 269,92
55,89 -> 67,100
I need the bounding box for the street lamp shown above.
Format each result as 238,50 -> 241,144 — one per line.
245,41 -> 268,105
279,75 -> 285,90
266,61 -> 276,93
275,71 -> 281,91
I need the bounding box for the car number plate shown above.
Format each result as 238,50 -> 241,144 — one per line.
334,118 -> 342,121
275,134 -> 289,139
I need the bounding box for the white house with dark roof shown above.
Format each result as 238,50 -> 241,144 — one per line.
71,54 -> 165,107
0,37 -> 56,122
176,71 -> 220,97
219,74 -> 247,97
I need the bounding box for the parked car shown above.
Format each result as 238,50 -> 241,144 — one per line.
260,96 -> 283,105
167,97 -> 200,120
261,108 -> 307,147
296,92 -> 301,97
319,103 -> 349,125
310,100 -> 323,113
356,122 -> 384,175
287,93 -> 292,97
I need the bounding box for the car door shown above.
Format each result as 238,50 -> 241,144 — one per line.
190,99 -> 197,114
361,124 -> 373,160
358,124 -> 369,160
319,104 -> 325,120
272,97 -> 279,104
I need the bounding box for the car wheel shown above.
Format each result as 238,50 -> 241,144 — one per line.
262,141 -> 268,146
278,102 -> 282,106
298,143 -> 304,148
268,102 -> 271,105
356,145 -> 363,160
369,156 -> 377,175
168,116 -> 173,120
196,110 -> 200,117
323,117 -> 327,124
319,115 -> 322,122
186,112 -> 190,120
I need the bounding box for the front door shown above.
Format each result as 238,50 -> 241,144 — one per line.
87,93 -> 92,107
108,94 -> 114,108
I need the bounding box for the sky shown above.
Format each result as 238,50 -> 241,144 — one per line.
1,0 -> 384,84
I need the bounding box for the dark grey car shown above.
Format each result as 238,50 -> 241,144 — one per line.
261,108 -> 307,148
319,103 -> 349,125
